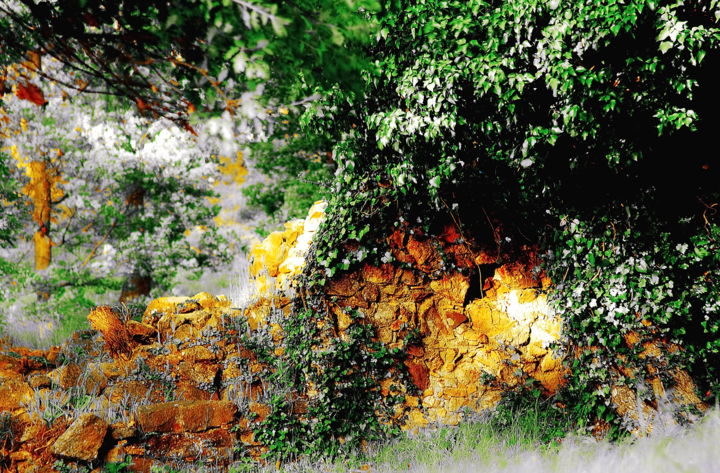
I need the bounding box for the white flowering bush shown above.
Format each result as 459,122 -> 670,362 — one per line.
0,60 -> 234,335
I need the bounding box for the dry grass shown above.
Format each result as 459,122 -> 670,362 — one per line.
87,306 -> 133,359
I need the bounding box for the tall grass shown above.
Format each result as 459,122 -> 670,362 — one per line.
146,405 -> 720,473
356,410 -> 720,473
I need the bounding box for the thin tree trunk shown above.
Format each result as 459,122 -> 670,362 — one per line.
118,182 -> 152,303
26,160 -> 52,270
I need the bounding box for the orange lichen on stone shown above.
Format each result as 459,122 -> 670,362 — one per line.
136,400 -> 237,434
324,225 -> 569,429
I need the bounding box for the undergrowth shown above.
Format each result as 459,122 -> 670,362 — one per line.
141,404 -> 720,473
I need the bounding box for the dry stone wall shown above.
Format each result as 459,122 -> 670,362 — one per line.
0,293 -> 280,472
324,226 -> 566,427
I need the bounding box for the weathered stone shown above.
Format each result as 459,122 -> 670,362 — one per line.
176,380 -> 216,401
19,417 -> 44,442
48,363 -> 81,389
181,345 -> 217,362
326,274 -> 359,297
173,324 -> 200,341
406,235 -> 440,271
81,364 -> 108,395
105,380 -> 159,404
407,345 -> 424,357
136,400 -> 236,433
429,273 -> 470,305
221,360 -> 244,381
462,330 -> 489,344
0,378 -> 34,412
104,442 -> 129,463
127,320 -> 157,343
59,330 -> 105,361
98,359 -> 133,379
50,413 -> 108,461
362,263 -> 394,284
158,310 -> 212,336
193,292 -> 232,311
404,360 -> 430,390
110,421 -> 137,440
249,402 -> 271,422
145,428 -> 234,462
406,408 -> 428,428
445,311 -> 467,329
143,296 -> 194,324
334,308 -> 354,331
27,373 -> 52,389
178,361 -> 218,385
0,352 -> 24,371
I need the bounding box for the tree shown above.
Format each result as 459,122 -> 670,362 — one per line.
1,0 -> 378,223
0,0 -> 378,125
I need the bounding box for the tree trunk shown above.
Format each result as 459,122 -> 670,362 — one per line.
119,183 -> 152,303
26,160 -> 52,270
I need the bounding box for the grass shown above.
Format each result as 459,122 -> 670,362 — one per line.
140,403 -> 720,473
281,406 -> 719,473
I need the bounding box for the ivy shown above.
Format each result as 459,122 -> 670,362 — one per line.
292,0 -> 720,436
254,307 -> 409,460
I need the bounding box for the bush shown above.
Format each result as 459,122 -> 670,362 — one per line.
298,0 -> 720,433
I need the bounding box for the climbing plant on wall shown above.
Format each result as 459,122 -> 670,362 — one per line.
299,0 -> 720,434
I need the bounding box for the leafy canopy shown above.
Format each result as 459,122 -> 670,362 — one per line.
0,0 -> 379,125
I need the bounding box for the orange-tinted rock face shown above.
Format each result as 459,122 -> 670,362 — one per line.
50,413 -> 108,461
326,227 -> 566,428
135,400 -> 237,434
0,377 -> 34,412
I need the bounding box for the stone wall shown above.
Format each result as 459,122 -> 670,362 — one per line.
0,205 -> 707,471
324,226 -> 565,427
0,293 -> 279,472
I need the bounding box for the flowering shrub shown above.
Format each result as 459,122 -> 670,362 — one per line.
0,60 -> 232,332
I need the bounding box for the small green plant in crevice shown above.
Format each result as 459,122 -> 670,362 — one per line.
253,307 -> 412,460
105,456 -> 134,473
53,460 -> 90,473
24,384 -> 100,427
126,356 -> 177,401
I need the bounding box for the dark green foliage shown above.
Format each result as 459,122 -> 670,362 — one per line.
300,0 -> 720,434
0,151 -> 21,249
0,0 -> 378,123
104,456 -> 134,473
0,412 -> 13,450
